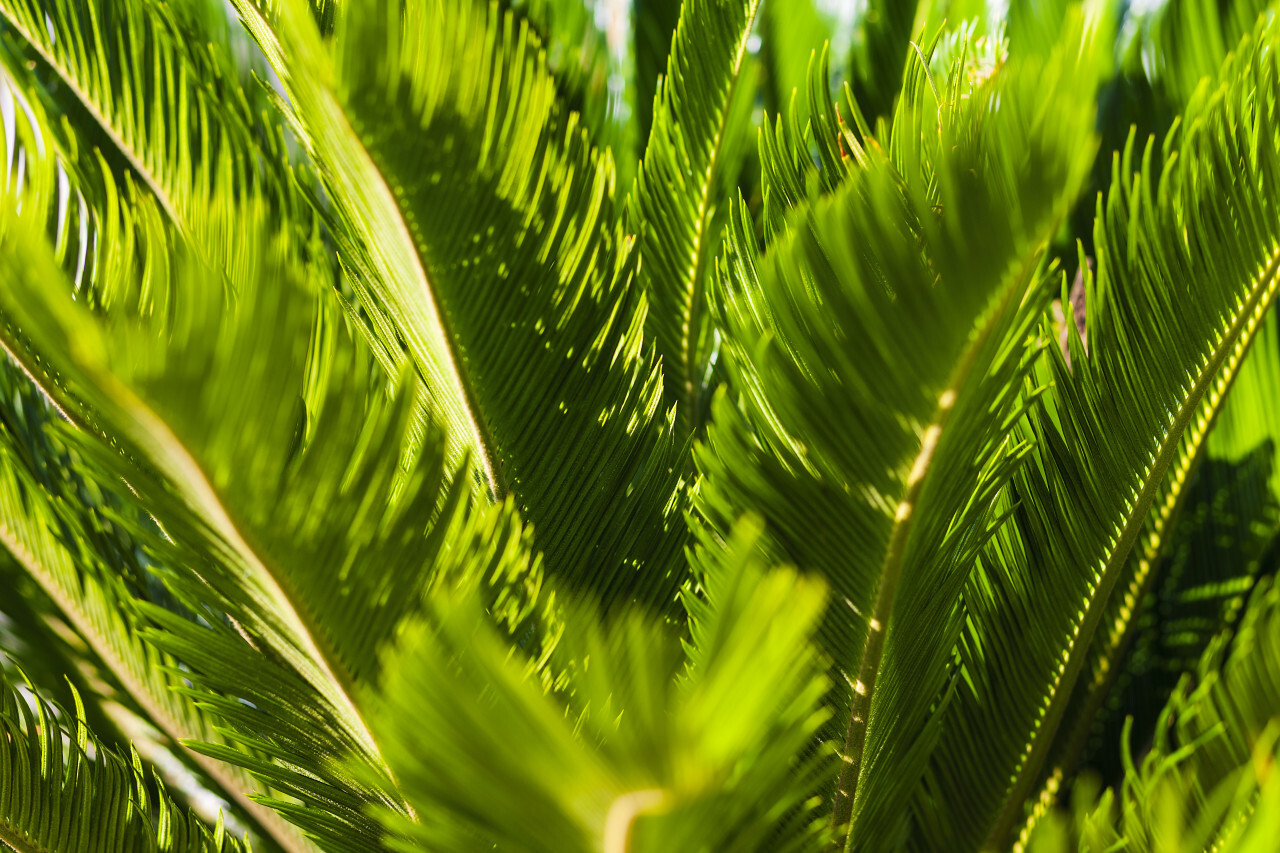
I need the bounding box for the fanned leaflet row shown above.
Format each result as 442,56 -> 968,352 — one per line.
1036,251 -> 1280,824
234,0 -> 688,612
0,668 -> 248,853
631,0 -> 763,436
0,64 -> 317,852
0,1 -> 1278,853
697,16 -> 1101,849
0,14 -> 541,851
0,0 -> 300,248
930,17 -> 1280,850
367,518 -> 834,852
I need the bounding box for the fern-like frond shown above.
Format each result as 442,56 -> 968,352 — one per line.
0,361 -> 316,853
228,0 -> 687,611
0,667 -> 248,852
1031,306 -> 1280,827
632,0 -> 764,435
696,17 -> 1102,850
366,517 -> 831,853
0,119 -> 499,845
918,17 -> 1280,850
1030,576 -> 1280,852
0,0 -> 297,246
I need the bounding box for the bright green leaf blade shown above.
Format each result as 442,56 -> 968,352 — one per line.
368,517 -> 832,853
697,18 -> 1102,851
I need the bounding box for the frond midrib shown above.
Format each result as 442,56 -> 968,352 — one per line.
1020,374 -> 1233,843
0,821 -> 49,853
986,242 -> 1280,850
248,0 -> 504,501
336,111 -> 505,500
676,13 -> 757,429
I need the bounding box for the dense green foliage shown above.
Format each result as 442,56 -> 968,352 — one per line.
0,0 -> 1279,851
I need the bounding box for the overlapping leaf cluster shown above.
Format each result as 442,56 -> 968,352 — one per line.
0,1 -> 1279,852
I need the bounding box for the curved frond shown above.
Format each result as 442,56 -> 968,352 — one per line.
1030,576 -> 1280,852
696,18 -> 1102,851
919,17 -> 1280,850
0,668 -> 248,853
1032,307 -> 1280,825
0,0 -> 297,244
367,517 -> 832,853
0,120 -> 491,846
228,0 -> 687,611
632,0 -> 765,435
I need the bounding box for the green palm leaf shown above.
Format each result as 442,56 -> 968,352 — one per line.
919,16 -> 1280,850
1036,308 -> 1280,816
0,667 -> 248,853
696,17 -> 1103,850
0,121 -> 479,845
366,517 -> 831,853
632,0 -> 765,435
0,67 -> 317,852
0,0 -> 295,247
229,0 -> 686,611
1030,575 -> 1280,851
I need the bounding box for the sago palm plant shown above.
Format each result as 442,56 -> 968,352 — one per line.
0,0 -> 1279,850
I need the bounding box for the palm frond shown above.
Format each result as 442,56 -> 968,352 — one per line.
366,517 -> 832,853
1030,575 -> 1280,852
917,16 -> 1280,850
1037,307 -> 1280,808
696,16 -> 1103,851
0,120 -> 488,845
0,666 -> 249,853
0,68 -> 318,852
631,0 -> 765,436
228,0 -> 687,612
0,0 -> 297,245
